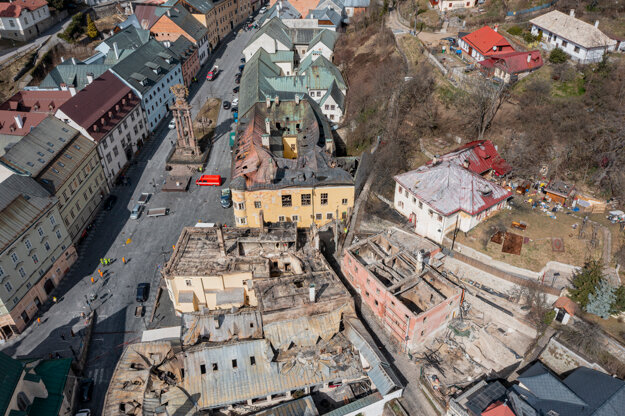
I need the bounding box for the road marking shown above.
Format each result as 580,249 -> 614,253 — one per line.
92,368 -> 100,382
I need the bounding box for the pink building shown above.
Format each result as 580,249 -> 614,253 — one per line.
341,227 -> 463,351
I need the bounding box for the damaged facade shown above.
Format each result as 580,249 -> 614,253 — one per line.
105,225 -> 404,415
341,227 -> 463,351
393,140 -> 512,244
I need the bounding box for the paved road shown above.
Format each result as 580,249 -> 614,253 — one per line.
0,24 -> 255,416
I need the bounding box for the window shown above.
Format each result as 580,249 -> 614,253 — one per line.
331,105 -> 335,110
327,213 -> 333,219
281,195 -> 292,207
44,242 -> 50,251
278,216 -> 285,222
320,193 -> 328,205
315,213 -> 322,220
301,194 -> 311,206
235,202 -> 245,210
19,267 -> 26,278
232,359 -> 237,368
37,227 -> 44,237
398,186 -> 403,194
250,356 -> 256,365
32,254 -> 38,264
342,198 -> 348,205
292,215 -> 299,222
24,239 -> 32,250
574,45 -> 580,53
56,230 -> 62,239
365,291 -> 369,297
0,266 -> 3,278
418,201 -> 423,209
185,279 -> 192,286
10,253 -> 19,264
106,153 -> 113,163
49,215 -> 56,226
200,364 -> 206,374
325,105 -> 329,110
438,215 -> 443,222
9,19 -> 15,27
236,217 -> 247,225
5,282 -> 12,292
113,146 -> 119,157
254,201 -> 261,209
561,40 -> 568,48
26,282 -> 32,289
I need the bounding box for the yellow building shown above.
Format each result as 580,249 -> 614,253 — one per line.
230,98 -> 355,228
175,0 -> 259,51
163,224 -> 297,315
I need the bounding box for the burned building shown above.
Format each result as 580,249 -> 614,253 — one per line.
341,227 -> 463,352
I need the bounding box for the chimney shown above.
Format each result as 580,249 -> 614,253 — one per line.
527,53 -> 532,63
259,210 -> 266,234
216,225 -> 226,257
570,9 -> 575,17
14,115 -> 23,129
462,159 -> 470,169
86,72 -> 94,85
261,134 -> 270,149
167,9 -> 171,17
60,56 -> 65,63
264,117 -> 270,134
266,96 -> 271,108
595,20 -> 599,28
416,250 -> 425,272
309,283 -> 316,303
432,155 -> 440,165
275,95 -> 279,105
108,111 -> 113,118
295,94 -> 300,105
113,42 -> 119,60
493,24 -> 498,32
60,83 -> 68,91
71,57 -> 77,65
69,86 -> 76,96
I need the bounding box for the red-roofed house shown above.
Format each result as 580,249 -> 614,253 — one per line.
479,50 -> 544,83
0,0 -> 51,41
55,71 -> 148,186
481,401 -> 516,416
553,296 -> 577,325
459,26 -> 515,62
394,141 -> 512,243
0,90 -> 72,155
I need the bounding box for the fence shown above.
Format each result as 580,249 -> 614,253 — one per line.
506,0 -> 558,16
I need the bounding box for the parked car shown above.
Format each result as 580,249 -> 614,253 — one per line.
231,106 -> 238,113
235,77 -> 240,84
238,64 -> 245,71
233,86 -> 239,93
223,100 -> 231,109
207,66 -> 219,81
130,204 -> 143,220
137,192 -> 151,205
75,410 -> 91,416
259,6 -> 267,13
104,195 -> 117,211
136,283 -> 150,302
168,120 -> 176,129
221,188 -> 232,208
241,57 -> 246,63
79,379 -> 93,402
231,98 -> 239,107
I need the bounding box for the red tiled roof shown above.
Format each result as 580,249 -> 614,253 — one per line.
428,140 -> 511,176
269,0 -> 317,18
482,402 -> 516,416
479,50 -> 543,75
0,0 -> 47,17
462,26 -> 514,57
134,4 -> 161,29
0,111 -> 47,136
0,90 -> 72,112
554,296 -> 578,316
57,71 -> 141,142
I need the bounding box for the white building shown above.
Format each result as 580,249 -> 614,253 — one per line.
55,71 -> 148,186
433,0 -> 477,12
393,141 -> 512,244
530,10 -> 617,64
243,19 -> 293,62
0,0 -> 51,41
302,29 -> 339,62
110,39 -> 184,132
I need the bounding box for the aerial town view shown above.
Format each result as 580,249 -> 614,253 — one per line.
1,0 -> 625,414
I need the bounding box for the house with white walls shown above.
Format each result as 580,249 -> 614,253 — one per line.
530,10 -> 616,64
0,0 -> 51,41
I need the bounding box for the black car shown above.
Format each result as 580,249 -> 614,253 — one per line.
79,379 -> 93,402
241,57 -> 246,63
232,86 -> 239,93
104,195 -> 117,211
231,106 -> 238,113
223,100 -> 231,109
235,77 -> 240,84
136,283 -> 150,302
238,64 -> 245,71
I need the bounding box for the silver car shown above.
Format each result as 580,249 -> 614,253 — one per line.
130,204 -> 143,220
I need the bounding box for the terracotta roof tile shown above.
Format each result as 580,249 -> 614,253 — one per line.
0,0 -> 47,17
462,26 -> 514,56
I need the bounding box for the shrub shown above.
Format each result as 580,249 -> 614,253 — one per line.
58,12 -> 84,42
86,14 -> 98,39
507,25 -> 523,36
523,32 -> 538,43
543,309 -> 556,326
549,47 -> 569,64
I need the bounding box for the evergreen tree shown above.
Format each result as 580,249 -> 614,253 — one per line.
586,278 -> 616,319
610,285 -> 625,314
569,260 -> 603,308
86,15 -> 98,39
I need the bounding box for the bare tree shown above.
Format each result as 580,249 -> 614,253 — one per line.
460,77 -> 510,139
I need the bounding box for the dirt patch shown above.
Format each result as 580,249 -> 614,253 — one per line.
94,14 -> 125,34
193,98 -> 221,142
502,232 -> 523,255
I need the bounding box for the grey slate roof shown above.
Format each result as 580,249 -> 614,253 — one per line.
40,62 -> 110,91
102,25 -> 151,51
159,5 -> 207,42
259,0 -> 301,25
251,396 -> 318,416
320,79 -> 344,108
182,0 -> 214,13
308,28 -> 340,50
343,0 -> 370,6
167,36 -> 196,61
306,7 -> 342,27
287,27 -> 324,45
111,39 -> 181,95
465,381 -> 507,415
250,17 -> 294,50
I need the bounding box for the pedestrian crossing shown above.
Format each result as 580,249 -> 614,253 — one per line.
88,367 -> 107,385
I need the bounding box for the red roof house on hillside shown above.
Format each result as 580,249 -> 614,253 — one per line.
479,50 -> 544,83
0,0 -> 51,42
428,140 -> 511,176
459,26 -> 515,61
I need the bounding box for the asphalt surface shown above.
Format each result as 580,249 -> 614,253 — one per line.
0,24 -> 255,416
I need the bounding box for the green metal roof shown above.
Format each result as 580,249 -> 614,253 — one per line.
307,29 -> 339,49
320,79 -> 344,108
40,63 -> 110,91
27,358 -> 72,416
270,50 -> 294,63
249,17 -> 293,51
102,26 -> 151,51
0,352 -> 24,416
